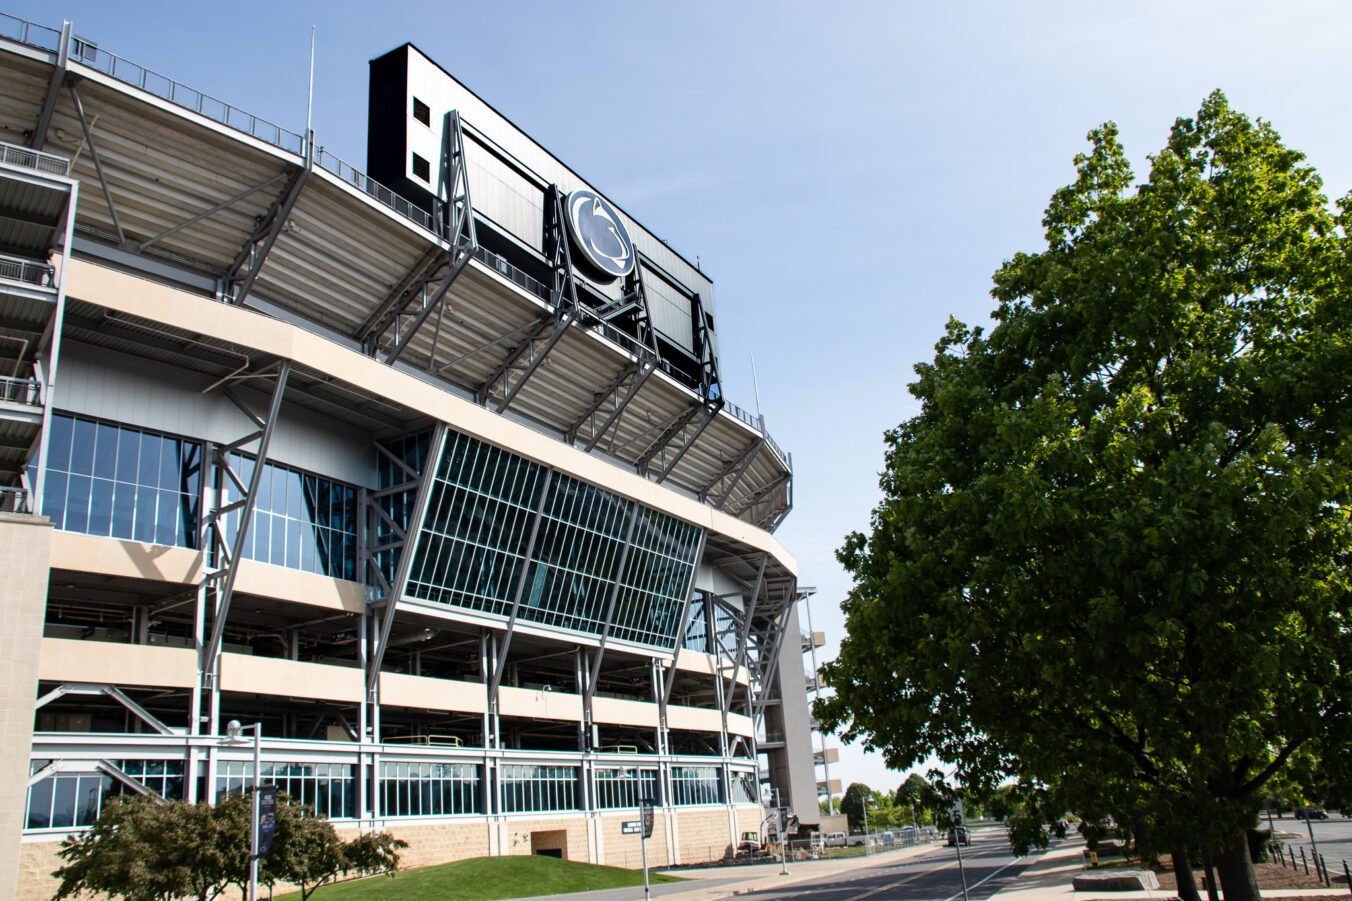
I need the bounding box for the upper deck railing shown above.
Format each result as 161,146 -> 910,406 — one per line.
0,252 -> 56,287
0,137 -> 70,178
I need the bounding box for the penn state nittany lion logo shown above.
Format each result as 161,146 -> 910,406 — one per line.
565,189 -> 635,280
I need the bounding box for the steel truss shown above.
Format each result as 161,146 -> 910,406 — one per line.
364,425 -> 447,687
476,184 -> 579,412
729,472 -> 792,529
699,437 -> 765,508
357,111 -> 477,365
222,164 -> 308,305
635,394 -> 724,481
200,361 -> 291,689
36,682 -> 176,736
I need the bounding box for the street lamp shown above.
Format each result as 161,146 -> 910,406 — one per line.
222,720 -> 263,901
863,796 -> 876,853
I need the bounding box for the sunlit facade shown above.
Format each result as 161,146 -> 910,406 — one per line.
0,14 -> 819,901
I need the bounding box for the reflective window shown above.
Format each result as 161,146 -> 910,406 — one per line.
220,454 -> 357,581
215,761 -> 354,818
115,759 -> 185,800
499,764 -> 579,813
42,413 -> 201,548
407,431 -> 704,649
380,761 -> 481,816
670,766 -> 723,806
26,771 -> 111,829
594,767 -> 660,809
25,759 -> 184,829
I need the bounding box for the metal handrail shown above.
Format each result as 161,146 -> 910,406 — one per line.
0,138 -> 70,178
66,34 -> 306,157
0,253 -> 56,287
315,148 -> 435,233
0,375 -> 42,406
0,485 -> 31,513
0,12 -> 61,53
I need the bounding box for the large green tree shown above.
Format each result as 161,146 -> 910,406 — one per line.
817,92 -> 1352,901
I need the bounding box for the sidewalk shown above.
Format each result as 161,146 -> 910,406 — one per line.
987,842 -> 1350,901
657,840 -> 939,900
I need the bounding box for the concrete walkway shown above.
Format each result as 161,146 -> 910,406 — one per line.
986,841 -> 1350,901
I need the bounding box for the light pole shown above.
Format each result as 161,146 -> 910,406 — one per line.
223,720 -> 263,901
863,797 -> 875,854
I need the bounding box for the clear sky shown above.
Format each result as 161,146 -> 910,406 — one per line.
15,0 -> 1352,796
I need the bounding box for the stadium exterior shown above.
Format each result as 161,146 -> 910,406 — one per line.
0,16 -> 822,899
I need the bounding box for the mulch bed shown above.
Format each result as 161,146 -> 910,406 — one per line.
1148,854 -> 1342,892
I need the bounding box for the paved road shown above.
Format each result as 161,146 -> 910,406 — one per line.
732,827 -> 1050,901
1272,813 -> 1352,875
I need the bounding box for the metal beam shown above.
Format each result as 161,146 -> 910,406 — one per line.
137,172 -> 287,252
223,166 -> 308,304
29,21 -> 71,150
358,111 -> 477,365
653,402 -> 721,483
701,437 -> 765,507
33,682 -> 176,735
569,357 -> 657,453
202,361 -> 290,677
69,84 -> 124,245
722,554 -> 766,717
477,308 -> 577,412
583,502 -> 642,712
487,469 -> 555,699
662,529 -> 709,709
366,424 -> 447,693
731,472 -> 792,520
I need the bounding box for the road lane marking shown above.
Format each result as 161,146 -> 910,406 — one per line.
939,855 -> 1031,901
842,858 -> 960,900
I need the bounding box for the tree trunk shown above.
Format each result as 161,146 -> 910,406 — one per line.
1215,832 -> 1262,901
1173,846 -> 1201,901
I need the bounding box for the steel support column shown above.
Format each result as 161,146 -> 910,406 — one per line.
137,172 -> 287,253
201,361 -> 290,686
566,356 -> 658,452
69,84 -> 124,245
365,424 -> 448,696
222,165 -> 308,305
357,111 -> 476,365
721,556 -> 767,718
29,20 -> 71,150
700,437 -> 765,507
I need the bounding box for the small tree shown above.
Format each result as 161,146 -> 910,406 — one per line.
53,795 -> 234,901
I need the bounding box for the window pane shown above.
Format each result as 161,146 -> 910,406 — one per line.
88,479 -> 114,536
70,418 -> 96,475
48,414 -> 73,472
92,423 -> 118,480
115,428 -> 139,483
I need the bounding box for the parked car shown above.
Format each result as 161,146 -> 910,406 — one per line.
824,832 -> 848,848
947,826 -> 971,846
847,832 -> 867,847
1296,807 -> 1329,820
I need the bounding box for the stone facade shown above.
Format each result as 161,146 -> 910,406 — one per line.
0,516 -> 54,901
676,808 -> 738,865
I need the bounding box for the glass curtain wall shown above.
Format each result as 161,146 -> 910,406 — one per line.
594,767 -> 661,809
215,761 -> 354,818
670,766 -> 723,805
499,764 -> 580,813
406,430 -> 703,650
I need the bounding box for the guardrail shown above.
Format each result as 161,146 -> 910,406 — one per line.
0,485 -> 31,513
0,12 -> 60,53
0,253 -> 56,286
314,148 -> 436,233
0,375 -> 41,406
0,138 -> 70,178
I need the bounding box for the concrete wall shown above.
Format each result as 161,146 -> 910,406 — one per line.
0,514 -> 53,901
768,603 -> 821,828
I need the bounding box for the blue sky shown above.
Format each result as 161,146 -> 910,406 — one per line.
16,0 -> 1352,795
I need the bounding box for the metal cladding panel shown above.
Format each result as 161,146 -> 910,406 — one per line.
643,266 -> 694,350
392,46 -> 715,338
55,342 -> 377,487
464,138 -> 544,253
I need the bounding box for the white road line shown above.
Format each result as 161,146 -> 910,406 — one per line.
939,855 -> 1027,901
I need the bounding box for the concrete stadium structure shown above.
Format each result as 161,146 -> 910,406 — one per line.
0,15 -> 821,899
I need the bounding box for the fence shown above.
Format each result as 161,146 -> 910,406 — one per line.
0,485 -> 30,513
1275,835 -> 1352,893
0,375 -> 41,406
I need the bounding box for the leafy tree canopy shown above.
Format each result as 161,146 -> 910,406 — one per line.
817,91 -> 1352,901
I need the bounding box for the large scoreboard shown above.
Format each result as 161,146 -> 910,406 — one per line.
367,44 -> 717,379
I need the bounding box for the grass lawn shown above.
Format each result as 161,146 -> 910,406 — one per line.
277,854 -> 685,900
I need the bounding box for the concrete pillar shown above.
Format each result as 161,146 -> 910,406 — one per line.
0,513 -> 53,901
